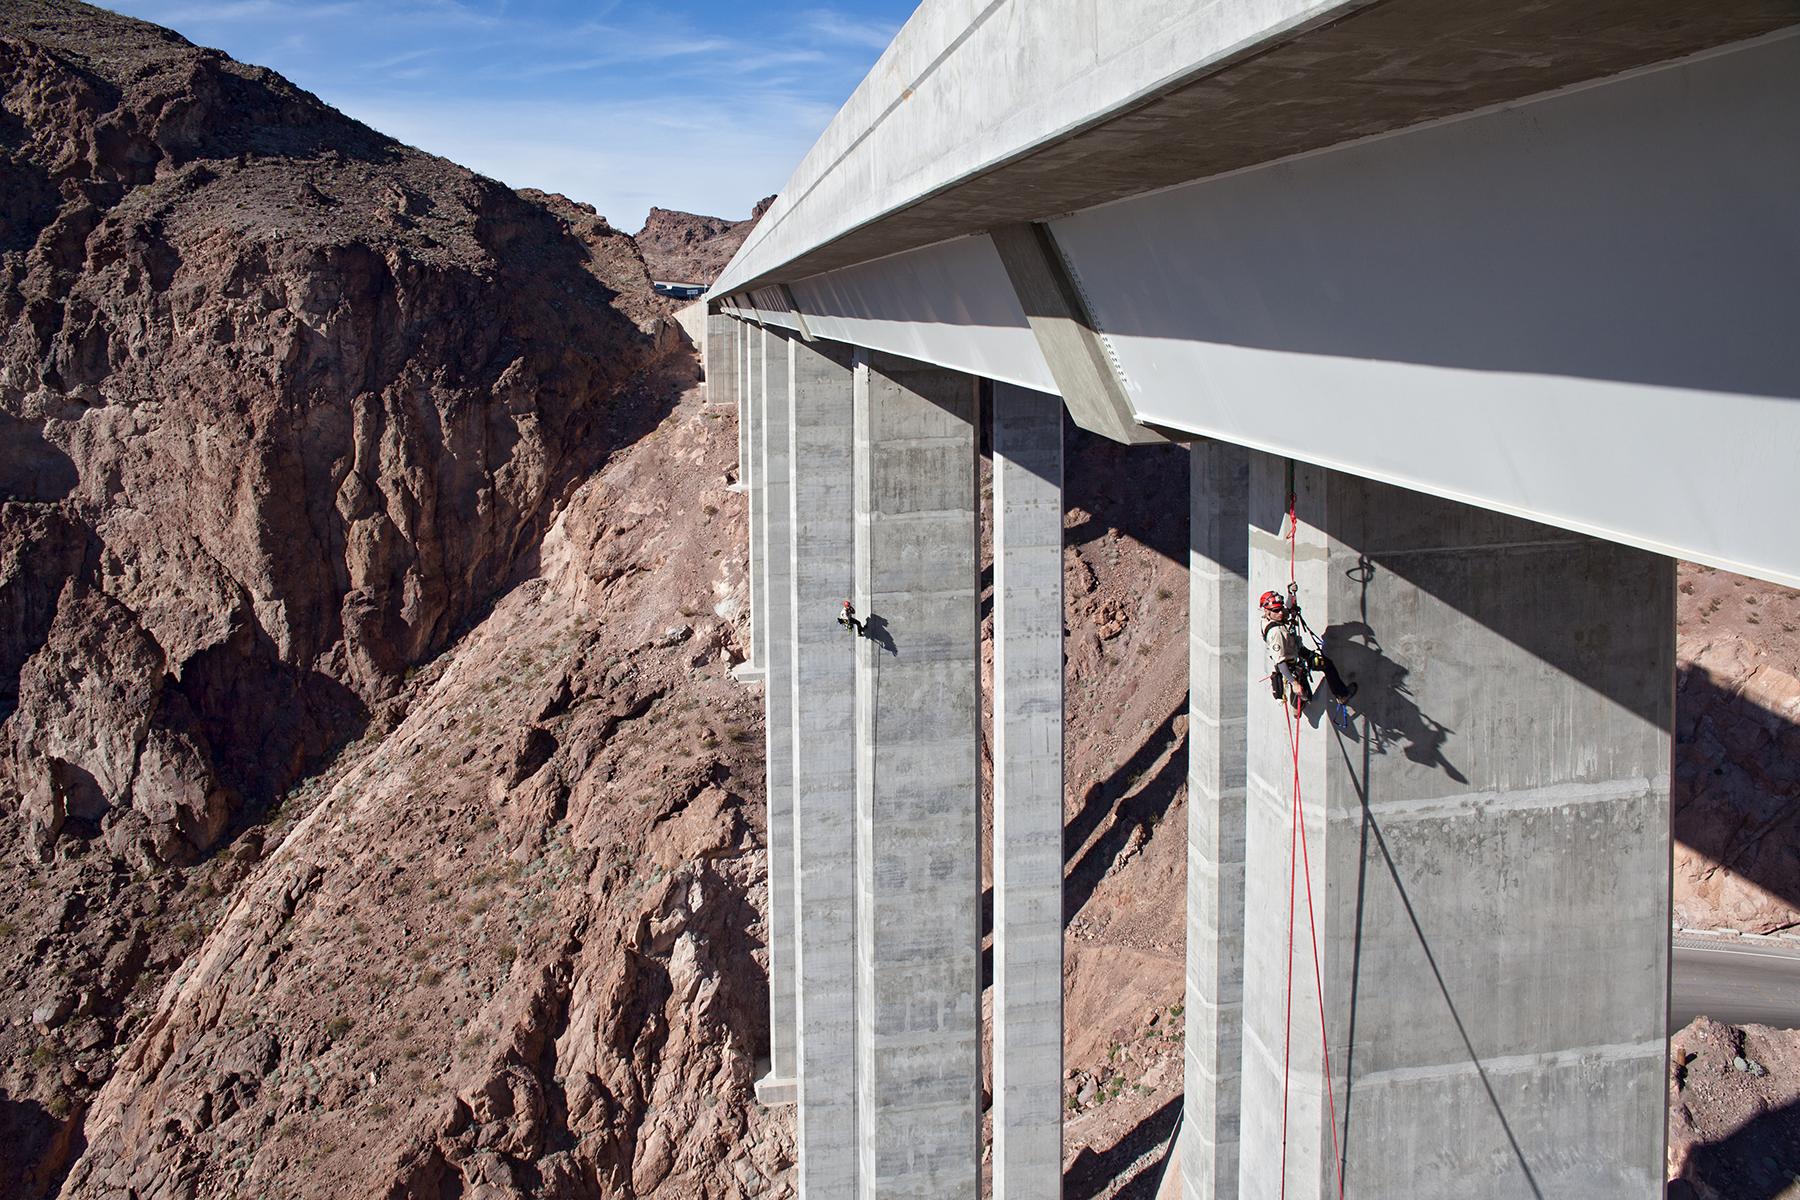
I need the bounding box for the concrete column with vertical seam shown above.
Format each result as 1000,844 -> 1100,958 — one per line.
1236,451 -> 1672,1198
732,317 -> 750,494
1182,439 -> 1250,1200
789,334 -> 860,1191
756,328 -> 799,1104
747,325 -> 768,676
853,350 -> 981,1199
991,381 -> 1065,1200
707,313 -> 737,410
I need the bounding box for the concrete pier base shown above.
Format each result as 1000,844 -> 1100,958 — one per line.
1182,440 -> 1250,1200
853,351 -> 981,1198
789,336 -> 860,1192
990,382 -> 1065,1200
1237,454 -> 1673,1198
759,329 -> 798,1104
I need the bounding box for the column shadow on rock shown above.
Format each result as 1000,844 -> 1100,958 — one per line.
1062,703 -> 1187,923
1671,663 -> 1800,915
1064,1095 -> 1184,1200
1674,1094 -> 1800,1200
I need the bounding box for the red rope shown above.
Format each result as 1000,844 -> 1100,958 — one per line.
1299,755 -> 1347,1200
1278,702 -> 1300,1199
1277,483 -> 1348,1200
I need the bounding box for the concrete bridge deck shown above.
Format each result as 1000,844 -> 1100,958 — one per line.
702,2 -> 1800,1195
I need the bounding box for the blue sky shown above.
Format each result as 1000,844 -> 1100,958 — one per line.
101,0 -> 918,231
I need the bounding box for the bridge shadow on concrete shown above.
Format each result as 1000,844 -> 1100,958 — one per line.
1316,489 -> 1672,732
1329,721 -> 1546,1200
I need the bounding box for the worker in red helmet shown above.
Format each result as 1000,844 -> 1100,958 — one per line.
837,599 -> 865,637
1260,587 -> 1356,715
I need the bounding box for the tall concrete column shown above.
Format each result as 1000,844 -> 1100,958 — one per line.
706,313 -> 738,409
1182,440 -> 1250,1200
990,383 -> 1064,1200
1236,453 -> 1672,1198
789,335 -> 860,1191
732,318 -> 750,494
853,350 -> 981,1199
756,329 -> 798,1104
747,325 -> 768,676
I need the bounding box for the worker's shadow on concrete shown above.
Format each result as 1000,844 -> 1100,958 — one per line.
1330,725 -> 1545,1200
858,613 -> 897,656
1318,620 -> 1468,785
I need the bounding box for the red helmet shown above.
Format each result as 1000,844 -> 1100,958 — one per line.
1259,590 -> 1285,614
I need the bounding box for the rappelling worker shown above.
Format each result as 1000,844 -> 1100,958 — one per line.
837,599 -> 865,636
1260,587 -> 1356,715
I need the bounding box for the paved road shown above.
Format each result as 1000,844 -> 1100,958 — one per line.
1672,935 -> 1800,1030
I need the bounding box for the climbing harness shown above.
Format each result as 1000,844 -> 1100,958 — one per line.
1276,483 -> 1348,1200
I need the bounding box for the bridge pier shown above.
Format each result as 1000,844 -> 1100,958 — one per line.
745,325 -> 768,679
706,313 -> 738,410
853,351 -> 981,1198
730,317 -> 750,494
991,382 -> 1065,1200
1182,439 -> 1251,1200
756,328 -> 800,1105
1236,453 -> 1672,1198
789,335 -> 860,1190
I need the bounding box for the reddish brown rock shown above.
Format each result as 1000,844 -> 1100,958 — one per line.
0,0 -> 672,865
1668,1017 -> 1800,1197
633,198 -> 773,286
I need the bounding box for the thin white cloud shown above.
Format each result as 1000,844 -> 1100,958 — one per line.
510,34 -> 737,78
361,46 -> 438,70
800,7 -> 903,51
151,0 -> 356,24
339,91 -> 823,229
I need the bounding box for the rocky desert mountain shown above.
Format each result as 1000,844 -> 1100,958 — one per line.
3,1 -> 1800,1198
634,199 -> 773,286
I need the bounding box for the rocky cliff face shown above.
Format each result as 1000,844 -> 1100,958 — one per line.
1,0 -> 671,868
0,0 -> 703,1190
634,199 -> 772,286
59,357 -> 791,1199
